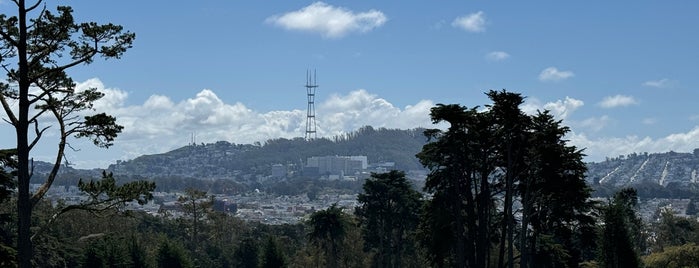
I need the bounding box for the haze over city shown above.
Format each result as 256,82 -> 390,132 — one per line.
1,1 -> 698,168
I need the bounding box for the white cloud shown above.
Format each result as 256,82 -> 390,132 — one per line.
37,79 -> 434,168
522,96 -> 584,120
568,127 -> 699,162
598,94 -> 639,108
538,67 -> 574,82
452,11 -> 486,32
265,2 -> 387,38
642,117 -> 657,125
578,116 -> 611,132
643,78 -> 674,88
486,51 -> 509,61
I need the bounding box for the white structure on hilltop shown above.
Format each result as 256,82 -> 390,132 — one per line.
305,155 -> 368,177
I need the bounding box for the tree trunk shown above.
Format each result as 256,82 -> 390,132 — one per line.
17,0 -> 32,267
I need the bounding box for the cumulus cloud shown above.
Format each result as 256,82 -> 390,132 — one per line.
452,11 -> 486,32
50,79 -> 434,168
538,67 -> 574,82
486,51 -> 509,61
265,2 -> 387,38
598,95 -> 639,108
642,78 -> 674,88
522,96 -> 584,120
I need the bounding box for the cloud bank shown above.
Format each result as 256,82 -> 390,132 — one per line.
265,2 -> 387,38
63,78 -> 434,168
21,79 -> 699,168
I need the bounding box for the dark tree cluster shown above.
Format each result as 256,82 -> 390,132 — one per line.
416,90 -> 596,268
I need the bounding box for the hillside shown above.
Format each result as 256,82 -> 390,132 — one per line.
586,149 -> 699,197
106,126 -> 428,179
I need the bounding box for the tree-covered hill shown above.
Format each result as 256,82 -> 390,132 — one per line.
107,126 -> 428,179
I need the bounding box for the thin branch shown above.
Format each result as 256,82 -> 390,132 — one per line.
27,123 -> 49,151
26,0 -> 43,13
27,107 -> 47,124
28,83 -> 72,105
0,94 -> 18,125
31,51 -> 95,84
30,201 -> 120,242
30,106 -> 65,207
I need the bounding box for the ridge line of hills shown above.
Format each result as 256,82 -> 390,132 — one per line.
32,126 -> 699,198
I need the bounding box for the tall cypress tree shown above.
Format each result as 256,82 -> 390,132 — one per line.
356,170 -> 422,268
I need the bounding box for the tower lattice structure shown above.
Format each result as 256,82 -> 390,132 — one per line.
305,70 -> 318,140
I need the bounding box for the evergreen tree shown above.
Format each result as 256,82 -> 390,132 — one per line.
417,91 -> 596,268
356,170 -> 422,268
233,237 -> 259,268
308,204 -> 349,268
0,2 -> 134,266
157,239 -> 193,268
0,149 -> 17,267
519,111 -> 596,268
598,188 -> 642,268
260,236 -> 286,268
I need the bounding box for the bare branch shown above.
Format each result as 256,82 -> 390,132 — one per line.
30,202 -> 119,242
27,122 -> 49,151
0,94 -> 18,126
30,105 -> 66,207
26,0 -> 44,13
27,107 -> 47,124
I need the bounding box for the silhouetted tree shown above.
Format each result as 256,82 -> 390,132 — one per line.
598,188 -> 642,268
0,2 -> 134,266
356,170 -> 422,268
519,111 -> 595,268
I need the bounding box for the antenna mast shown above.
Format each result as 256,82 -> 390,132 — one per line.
305,70 -> 318,140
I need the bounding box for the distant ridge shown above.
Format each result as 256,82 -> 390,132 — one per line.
107,126 -> 428,179
586,149 -> 699,198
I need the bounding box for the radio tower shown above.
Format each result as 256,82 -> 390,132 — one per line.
305,70 -> 318,140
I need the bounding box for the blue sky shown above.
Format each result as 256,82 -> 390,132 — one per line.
2,1 -> 699,168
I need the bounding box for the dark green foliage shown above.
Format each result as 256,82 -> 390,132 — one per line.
598,188 -> 642,268
128,238 -> 148,268
79,236 -> 131,268
233,237 -> 259,268
651,209 -> 699,252
308,204 -> 349,268
644,243 -> 699,268
157,239 -> 192,268
417,90 -> 596,268
0,149 -> 16,267
520,111 -> 596,268
356,170 -> 422,268
260,236 -> 286,268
